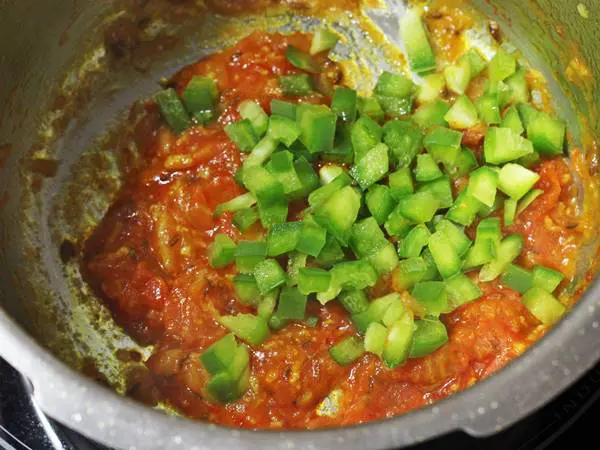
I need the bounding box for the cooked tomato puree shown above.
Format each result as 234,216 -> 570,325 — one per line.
82,32 -> 587,428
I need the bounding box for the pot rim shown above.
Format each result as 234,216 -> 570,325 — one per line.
1,277 -> 600,450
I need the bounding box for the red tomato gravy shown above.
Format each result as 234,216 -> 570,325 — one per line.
81,32 -> 586,428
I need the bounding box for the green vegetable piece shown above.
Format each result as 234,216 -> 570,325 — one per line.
384,205 -> 413,238
383,120 -> 423,167
267,115 -> 301,147
266,222 -> 302,256
506,69 -> 530,104
398,225 -> 431,259
214,192 -> 256,218
254,259 -> 287,294
270,99 -> 297,119
313,185 -> 361,245
417,74 -> 446,104
297,104 -> 337,153
374,72 -> 415,117
383,314 -> 414,368
435,219 -> 472,257
483,127 -> 534,165
445,273 -> 482,308
332,87 -> 358,122
527,112 -> 566,156
424,127 -> 463,167
532,266 -> 564,293
257,289 -> 278,320
350,143 -> 389,190
388,167 -> 415,200
276,286 -> 308,320
280,74 -> 314,96
225,120 -> 259,152
449,147 -> 478,179
501,264 -> 533,293
308,172 -> 352,207
401,8 -> 437,74
463,217 -> 501,270
219,314 -> 270,346
414,153 -> 443,182
366,184 -> 396,225
446,190 -> 484,226
516,189 -> 544,215
286,252 -> 307,287
350,217 -> 399,275
310,29 -> 340,55
397,191 -> 440,223
412,281 -> 449,316
428,230 -> 462,279
417,176 -> 454,209
238,100 -> 268,137
364,322 -> 388,357
479,234 -> 524,282
357,96 -> 385,123
517,103 -> 540,128
488,48 -> 517,82
444,95 -> 479,129
329,336 -> 365,366
339,290 -> 370,315
476,92 -> 501,125
467,166 -> 499,207
498,163 -> 540,200
393,257 -> 429,290
155,88 -> 192,134
316,234 -> 345,266
351,293 -> 399,333
233,207 -> 259,232
459,48 -> 487,77
296,221 -> 327,257
200,333 -> 237,375
183,76 -> 218,124
331,260 -> 379,291
209,234 -> 237,269
410,319 -> 449,358
266,151 -> 303,198
298,268 -> 332,295
243,136 -> 278,168
444,57 -> 472,95
351,116 -> 383,162
235,240 -> 267,273
233,274 -> 260,306
501,106 -> 525,135
286,45 -> 321,73
413,100 -> 450,129
522,287 -> 566,325
504,198 -> 517,226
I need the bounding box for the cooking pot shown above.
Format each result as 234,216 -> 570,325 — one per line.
0,1 -> 599,449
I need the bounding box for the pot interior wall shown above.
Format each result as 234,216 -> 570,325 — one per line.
0,0 -> 598,422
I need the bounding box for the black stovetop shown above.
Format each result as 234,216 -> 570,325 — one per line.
1,356 -> 598,450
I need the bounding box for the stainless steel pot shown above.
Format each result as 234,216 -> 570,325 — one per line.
0,1 -> 599,449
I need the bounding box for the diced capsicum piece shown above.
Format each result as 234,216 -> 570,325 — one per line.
183,75 -> 218,124
257,289 -> 278,320
476,92 -> 501,125
243,137 -> 278,168
204,371 -> 242,404
384,205 -> 413,238
449,147 -> 479,179
286,45 -> 321,73
266,222 -> 302,256
446,190 -> 483,226
254,259 -> 287,294
382,300 -> 406,327
357,96 -> 385,123
413,100 -> 450,129
310,28 -> 340,55
313,185 -> 361,245
298,268 -> 332,295
532,266 -> 564,293
316,234 -> 345,267
286,252 -> 307,287
410,319 -> 449,358
280,74 -> 314,96
444,95 -> 479,129
414,154 -> 443,182
209,234 -> 237,268
504,198 -> 517,226
374,72 -> 415,117
200,333 -> 238,375
527,111 -> 566,156
293,157 -> 320,200
479,234 -> 523,282
235,240 -> 267,273
417,73 -> 446,104
225,119 -> 259,152
435,219 -> 472,257
350,217 -> 399,275
266,151 -> 303,198
351,116 -> 383,162
522,287 -> 566,325
383,120 -> 423,167
350,143 -> 389,189
366,184 -> 396,225
498,163 -> 540,200
351,293 -> 398,333
219,314 -> 270,346
488,48 -> 517,82
242,165 -> 288,227
238,100 -> 268,137
444,57 -> 472,95
412,281 -> 449,316
383,313 -> 414,368
155,88 -> 192,134
460,48 -> 487,77
276,286 -> 307,320
424,127 -> 463,167
388,167 -> 415,200
417,176 -> 454,209
233,207 -> 259,232
428,230 -> 462,279
332,260 -> 379,291
296,221 -> 327,257
392,257 -> 429,290
517,103 -> 540,128
483,127 -> 534,165
501,264 -> 533,293
467,166 -> 499,207
329,336 -> 365,366
297,104 -> 337,153
506,68 -> 530,104
364,322 -> 388,357
270,99 -> 297,119
397,191 -> 440,223
401,8 -> 436,74
398,224 -> 431,258
463,217 -> 501,270
339,290 -> 370,315
501,105 -> 525,135
323,126 -> 354,164
445,273 -> 482,308
267,115 -> 301,147
233,274 -> 260,306
332,87 -> 358,122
